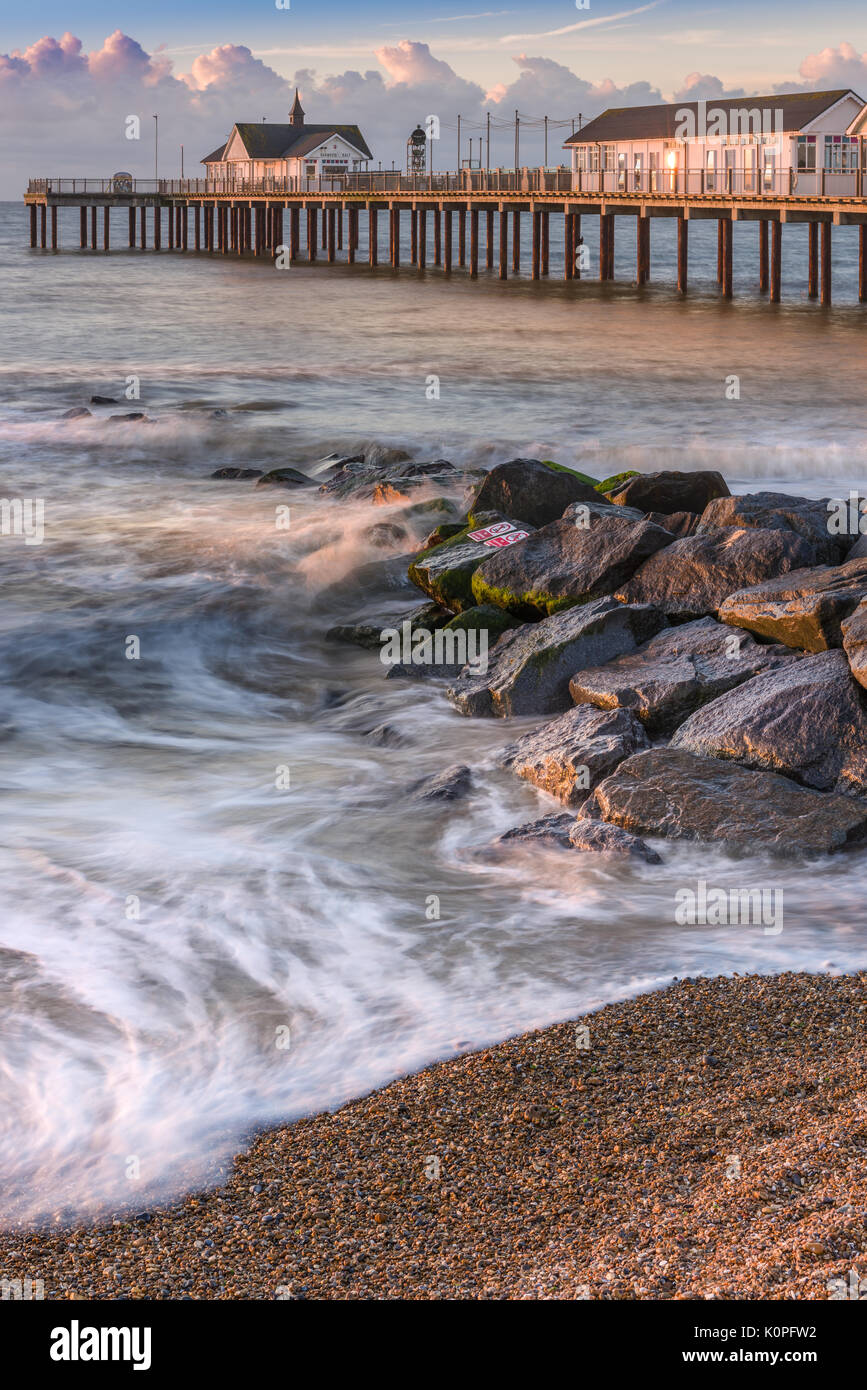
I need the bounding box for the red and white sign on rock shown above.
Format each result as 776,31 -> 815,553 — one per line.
485,530 -> 529,547
467,521 -> 515,542
467,522 -> 530,547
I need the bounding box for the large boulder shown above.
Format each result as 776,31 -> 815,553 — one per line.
718,558 -> 867,652
569,616 -> 801,736
607,469 -> 730,516
842,599 -> 867,690
582,748 -> 867,857
501,705 -> 649,806
616,528 -> 817,621
469,459 -> 599,528
670,650 -> 867,796
470,513 -> 674,619
698,491 -> 849,565
407,515 -> 534,614
447,598 -> 666,717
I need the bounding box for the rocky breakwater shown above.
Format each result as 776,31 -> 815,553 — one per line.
287,451 -> 867,864
396,463 -> 867,862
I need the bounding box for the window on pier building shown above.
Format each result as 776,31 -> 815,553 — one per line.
602,145 -> 616,173
797,136 -> 817,171
617,152 -> 627,189
824,135 -> 859,171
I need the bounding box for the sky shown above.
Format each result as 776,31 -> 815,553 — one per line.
3,1 -> 867,195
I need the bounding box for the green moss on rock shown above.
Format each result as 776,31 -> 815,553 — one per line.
596,470 -> 640,494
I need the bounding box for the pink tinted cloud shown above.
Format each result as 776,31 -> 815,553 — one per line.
181,43 -> 284,92
798,41 -> 867,91
87,29 -> 170,84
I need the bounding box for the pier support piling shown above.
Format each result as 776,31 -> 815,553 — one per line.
419,209 -> 427,269
390,207 -> 399,267
410,209 -> 417,264
770,221 -> 782,303
564,210 -> 574,280
512,209 -> 520,272
89,205 -> 96,250
721,218 -> 733,298
80,206 -> 87,248
30,203 -> 37,247
760,221 -> 769,291
637,215 -> 650,285
469,210 -> 478,278
139,206 -> 146,249
574,214 -> 582,279
808,222 -> 818,298
444,210 -> 452,274
103,206 -> 109,252
307,208 -> 317,262
327,206 -> 336,262
486,208 -> 494,269
128,207 -> 135,248
717,221 -> 724,285
51,205 -> 57,250
821,222 -> 831,305
499,209 -> 508,280
369,208 -> 378,266
434,209 -> 441,266
531,209 -> 541,280
677,216 -> 688,293
346,207 -> 356,264
541,211 -> 549,275
860,226 -> 867,303
458,209 -> 466,268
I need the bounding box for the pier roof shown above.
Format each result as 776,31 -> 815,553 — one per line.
202,122 -> 372,164
564,90 -> 860,144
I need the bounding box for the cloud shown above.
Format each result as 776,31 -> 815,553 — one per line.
797,41 -> 867,92
375,39 -> 468,88
501,0 -> 665,44
181,43 -> 287,94
87,29 -> 170,85
487,54 -> 662,121
671,71 -> 745,101
2,27 -> 864,197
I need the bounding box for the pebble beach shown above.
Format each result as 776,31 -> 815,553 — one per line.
2,970 -> 865,1301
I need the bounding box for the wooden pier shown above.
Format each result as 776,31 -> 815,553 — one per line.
23,174 -> 867,306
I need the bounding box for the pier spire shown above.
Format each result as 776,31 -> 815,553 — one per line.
289,89 -> 305,126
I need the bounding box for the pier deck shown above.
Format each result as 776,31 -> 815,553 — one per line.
23,173 -> 867,305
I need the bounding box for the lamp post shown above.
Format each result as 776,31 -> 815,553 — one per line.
153,115 -> 158,185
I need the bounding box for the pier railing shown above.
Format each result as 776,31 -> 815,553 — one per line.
27,169 -> 575,198
26,164 -> 867,201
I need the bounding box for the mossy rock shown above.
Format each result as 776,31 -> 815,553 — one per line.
421,521 -> 467,551
443,604 -> 519,641
408,514 -> 527,614
540,460 -> 600,486
596,470 -> 640,494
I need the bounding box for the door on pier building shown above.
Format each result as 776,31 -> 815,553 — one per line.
724,146 -> 736,193
744,145 -> 757,192
762,144 -> 775,193
648,152 -> 658,193
633,153 -> 643,191
705,148 -> 717,193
